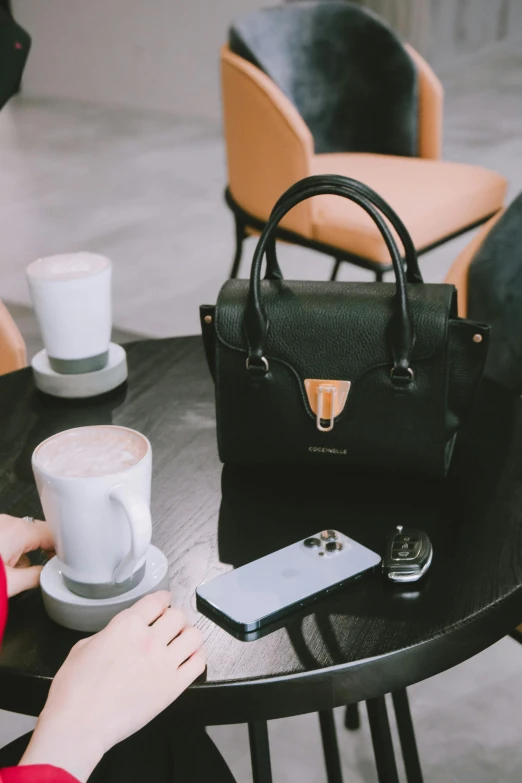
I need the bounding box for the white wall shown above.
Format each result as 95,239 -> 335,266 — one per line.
427,0 -> 522,67
13,0 -> 279,121
15,0 -> 522,121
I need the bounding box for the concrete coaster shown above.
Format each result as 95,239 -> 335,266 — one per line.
32,343 -> 127,399
41,545 -> 170,632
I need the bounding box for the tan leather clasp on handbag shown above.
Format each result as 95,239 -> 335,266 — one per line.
304,379 -> 351,432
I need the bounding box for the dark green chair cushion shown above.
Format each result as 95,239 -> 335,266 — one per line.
229,1 -> 418,156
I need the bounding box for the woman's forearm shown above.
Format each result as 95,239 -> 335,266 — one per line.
18,709 -> 103,783
0,563 -> 83,782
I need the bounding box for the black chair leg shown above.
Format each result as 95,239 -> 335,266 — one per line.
375,269 -> 384,282
318,710 -> 344,783
330,257 -> 342,281
229,215 -> 246,278
344,703 -> 360,731
392,690 -> 423,783
248,721 -> 273,783
366,697 -> 400,783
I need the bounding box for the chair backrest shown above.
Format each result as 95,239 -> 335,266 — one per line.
0,300 -> 26,375
229,1 -> 418,157
467,194 -> 522,391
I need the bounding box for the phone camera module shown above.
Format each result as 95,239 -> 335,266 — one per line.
321,530 -> 338,542
304,537 -> 321,548
325,541 -> 343,553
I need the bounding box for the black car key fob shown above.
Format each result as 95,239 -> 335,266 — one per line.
383,526 -> 433,583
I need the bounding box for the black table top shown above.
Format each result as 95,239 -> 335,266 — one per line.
1,336 -> 522,724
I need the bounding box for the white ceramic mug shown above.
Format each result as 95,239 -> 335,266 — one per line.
32,425 -> 152,599
26,252 -> 112,375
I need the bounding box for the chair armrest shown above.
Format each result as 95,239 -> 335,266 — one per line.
0,301 -> 26,375
405,45 -> 443,160
445,211 -> 505,317
221,45 -> 314,237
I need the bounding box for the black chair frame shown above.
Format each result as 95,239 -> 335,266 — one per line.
226,187 -> 499,282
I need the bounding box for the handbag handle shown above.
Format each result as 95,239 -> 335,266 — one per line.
265,175 -> 423,285
245,178 -> 415,384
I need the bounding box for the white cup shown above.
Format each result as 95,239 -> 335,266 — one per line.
26,252 -> 112,374
32,425 -> 153,599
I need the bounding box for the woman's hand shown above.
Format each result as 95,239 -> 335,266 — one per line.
19,591 -> 206,782
0,513 -> 54,596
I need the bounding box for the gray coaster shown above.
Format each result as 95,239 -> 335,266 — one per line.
32,343 -> 127,398
48,350 -> 110,375
41,545 -> 170,632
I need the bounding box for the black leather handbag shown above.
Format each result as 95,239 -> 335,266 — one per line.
201,175 -> 490,476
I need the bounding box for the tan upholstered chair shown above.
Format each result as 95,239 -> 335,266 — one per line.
445,212 -> 504,317
0,300 -> 27,375
223,2 -> 507,280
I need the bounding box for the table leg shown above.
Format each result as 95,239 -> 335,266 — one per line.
318,710 -> 344,783
366,697 -> 400,783
392,690 -> 424,783
248,721 -> 273,783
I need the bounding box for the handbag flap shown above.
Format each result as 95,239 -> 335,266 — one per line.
215,279 -> 457,384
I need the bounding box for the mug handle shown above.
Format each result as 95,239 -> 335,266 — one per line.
110,484 -> 152,584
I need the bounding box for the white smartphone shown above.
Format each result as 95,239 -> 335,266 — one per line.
196,530 -> 381,633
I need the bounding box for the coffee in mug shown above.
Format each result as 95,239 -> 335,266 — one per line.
37,426 -> 147,478
32,425 -> 152,599
27,252 -> 112,375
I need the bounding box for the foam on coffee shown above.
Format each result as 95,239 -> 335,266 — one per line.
27,252 -> 110,282
35,426 -> 148,478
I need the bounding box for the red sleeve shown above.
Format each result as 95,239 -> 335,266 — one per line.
0,563 -> 79,783
0,768 -> 78,783
0,559 -> 7,642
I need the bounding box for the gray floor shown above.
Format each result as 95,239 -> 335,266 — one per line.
209,637 -> 522,783
1,34 -> 522,782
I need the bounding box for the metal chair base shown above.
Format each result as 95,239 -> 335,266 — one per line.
344,702 -> 361,731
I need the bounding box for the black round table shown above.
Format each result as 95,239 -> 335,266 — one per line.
1,336 -> 522,783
